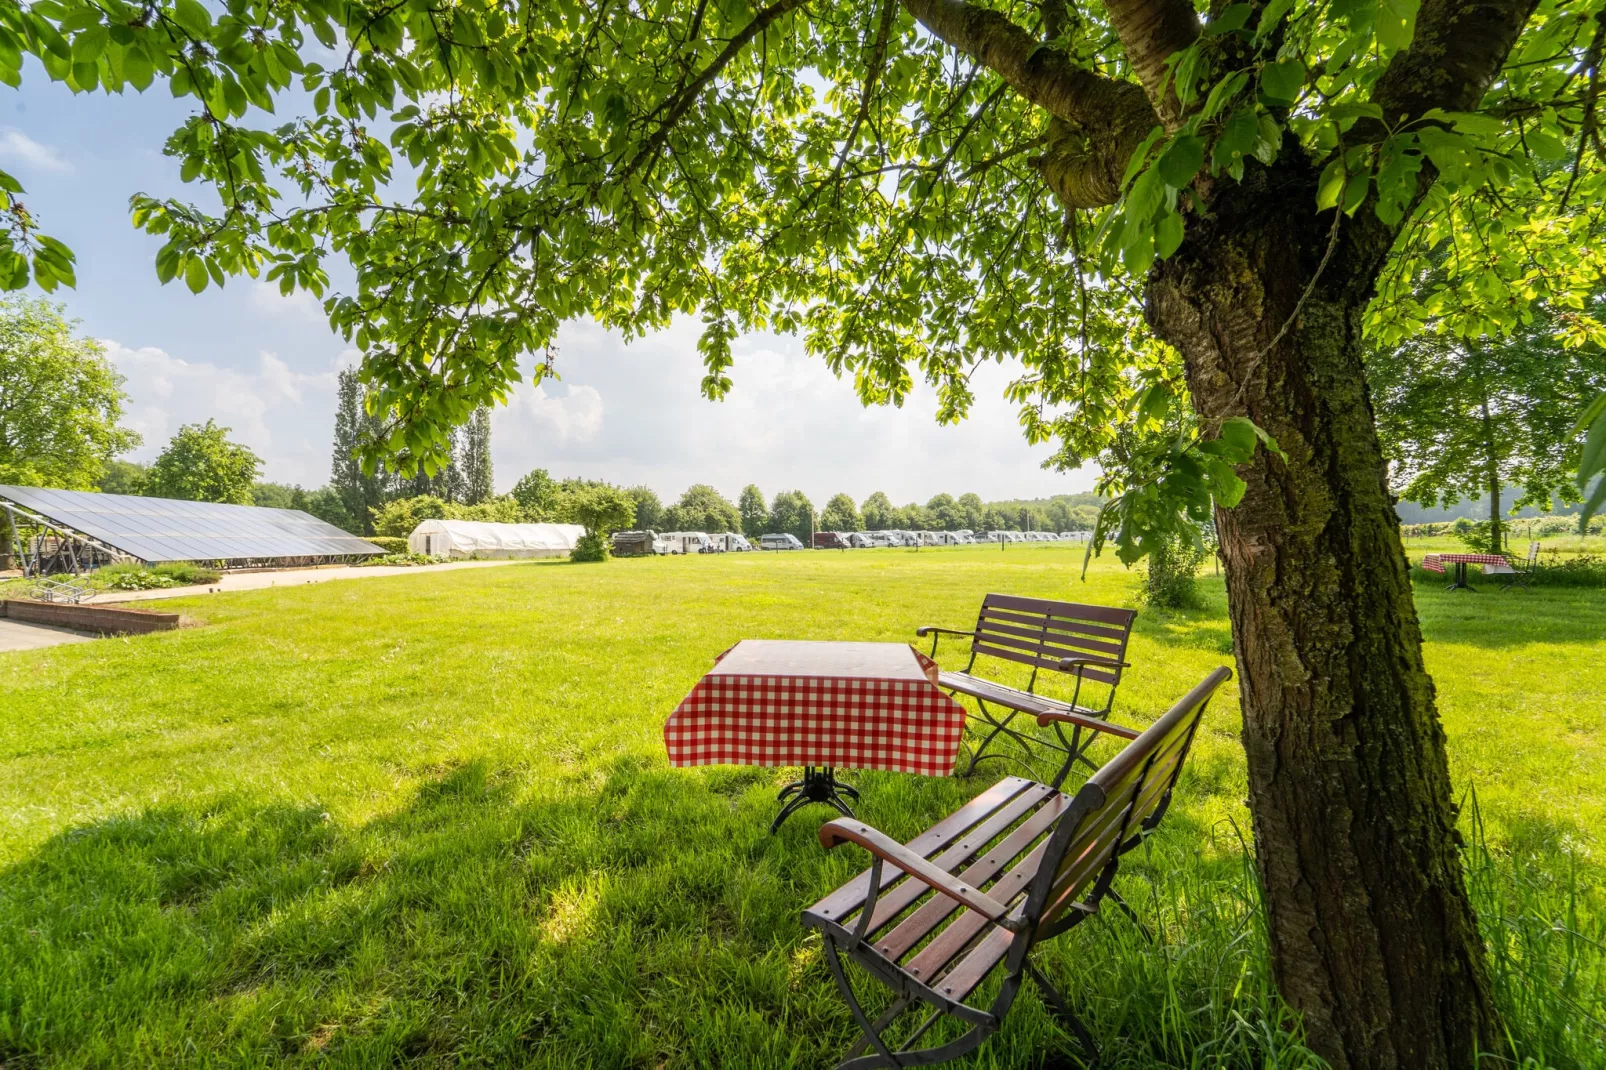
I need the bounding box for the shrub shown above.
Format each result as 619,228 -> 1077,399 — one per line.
1452,520 -> 1500,554
92,562 -> 220,590
366,536 -> 410,554
1143,528 -> 1210,609
569,531 -> 610,563
1534,551 -> 1606,587
370,495 -> 448,537
152,562 -> 221,585
359,551 -> 439,567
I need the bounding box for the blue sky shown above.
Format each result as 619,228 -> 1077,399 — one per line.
5,69 -> 1096,505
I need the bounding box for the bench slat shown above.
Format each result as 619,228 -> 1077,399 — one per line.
974,618 -> 1127,660
875,792 -> 1074,962
860,781 -> 1058,934
979,608 -> 1132,647
807,777 -> 1035,922
983,594 -> 1137,627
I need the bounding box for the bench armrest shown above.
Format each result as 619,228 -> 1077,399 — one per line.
1034,709 -> 1141,739
915,626 -> 974,639
1058,655 -> 1130,673
818,819 -> 1024,931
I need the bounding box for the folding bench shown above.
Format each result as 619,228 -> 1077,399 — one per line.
802,668 -> 1231,1068
918,594 -> 1137,780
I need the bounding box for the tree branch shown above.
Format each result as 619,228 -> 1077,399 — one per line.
1372,0 -> 1542,123
899,0 -> 1157,207
1101,0 -> 1199,123
623,0 -> 811,181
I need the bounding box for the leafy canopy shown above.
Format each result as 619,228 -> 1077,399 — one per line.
1371,305 -> 1606,527
0,296 -> 140,489
2,0 -> 1601,530
144,419 -> 262,504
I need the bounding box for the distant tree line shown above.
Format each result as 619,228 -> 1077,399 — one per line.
616,485 -> 1106,544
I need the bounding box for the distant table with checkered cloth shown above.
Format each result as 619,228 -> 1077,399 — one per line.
1421,552 -> 1510,591
664,640 -> 968,832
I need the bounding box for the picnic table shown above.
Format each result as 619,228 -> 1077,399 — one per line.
1420,552 -> 1510,591
664,640 -> 967,832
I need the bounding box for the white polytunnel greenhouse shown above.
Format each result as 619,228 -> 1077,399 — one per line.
407,519 -> 586,560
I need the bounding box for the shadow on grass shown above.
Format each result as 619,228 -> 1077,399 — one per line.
2,759 -> 1598,1069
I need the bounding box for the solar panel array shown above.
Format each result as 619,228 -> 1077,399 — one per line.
0,485 -> 383,563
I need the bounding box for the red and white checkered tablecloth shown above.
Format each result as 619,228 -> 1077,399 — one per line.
1422,553 -> 1508,573
1438,553 -> 1510,565
664,640 -> 967,777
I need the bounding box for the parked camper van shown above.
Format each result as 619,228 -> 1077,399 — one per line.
663,532 -> 716,554
847,532 -> 874,548
714,532 -> 754,552
813,531 -> 851,550
760,533 -> 804,550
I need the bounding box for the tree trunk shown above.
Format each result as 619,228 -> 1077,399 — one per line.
1144,162 -> 1501,1068
1481,396 -> 1503,552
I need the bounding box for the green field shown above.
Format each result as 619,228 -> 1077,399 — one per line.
2,545 -> 1602,1067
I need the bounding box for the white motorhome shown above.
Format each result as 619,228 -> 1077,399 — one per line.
759,532 -> 804,550
918,531 -> 942,546
663,531 -> 716,554
714,532 -> 754,552
1059,531 -> 1091,542
847,532 -> 875,548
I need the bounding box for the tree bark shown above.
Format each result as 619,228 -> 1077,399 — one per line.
1144,160 -> 1502,1069
1480,393 -> 1503,552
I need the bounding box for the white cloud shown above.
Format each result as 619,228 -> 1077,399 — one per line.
496,382 -> 605,444
0,129 -> 72,174
101,341 -> 338,487
95,318 -> 1094,506
485,317 -> 1096,506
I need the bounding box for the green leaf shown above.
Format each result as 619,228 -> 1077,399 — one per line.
184,256 -> 207,294
1527,130 -> 1567,160
1255,0 -> 1295,40
1120,126 -> 1167,188
1154,210 -> 1185,259
1377,0 -> 1419,51
1260,59 -> 1305,106
1214,107 -> 1260,170
1423,109 -> 1504,137
1341,172 -> 1371,214
70,24 -> 106,65
1204,4 -> 1252,36
1201,71 -> 1249,121
1157,134 -> 1205,188
173,0 -> 212,38
1316,159 -> 1347,210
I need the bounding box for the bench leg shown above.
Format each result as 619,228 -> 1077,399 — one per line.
963,702 -> 1057,777
1104,889 -> 1154,943
1027,960 -> 1099,1067
824,937 -> 907,1068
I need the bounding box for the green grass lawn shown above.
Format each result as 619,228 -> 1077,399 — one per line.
2,545 -> 1602,1067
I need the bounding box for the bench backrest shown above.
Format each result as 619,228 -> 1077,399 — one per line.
1024,666 -> 1231,936
970,593 -> 1137,687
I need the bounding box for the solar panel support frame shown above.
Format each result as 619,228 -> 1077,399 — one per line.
1,501 -> 136,577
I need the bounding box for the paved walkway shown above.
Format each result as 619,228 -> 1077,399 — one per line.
0,618 -> 94,652
85,557 -> 531,605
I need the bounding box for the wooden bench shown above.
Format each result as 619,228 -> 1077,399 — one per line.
802,667 -> 1231,1068
917,594 -> 1138,780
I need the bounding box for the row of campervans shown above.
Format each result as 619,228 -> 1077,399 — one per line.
982,530 -> 1093,543
611,530 -> 805,555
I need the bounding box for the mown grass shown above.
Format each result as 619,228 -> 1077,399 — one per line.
1,544 -> 1601,1068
